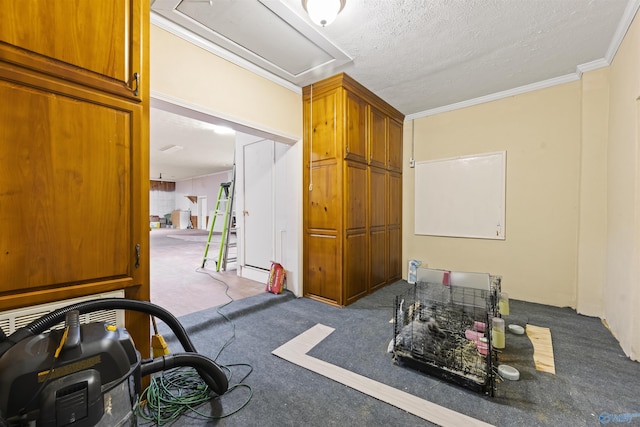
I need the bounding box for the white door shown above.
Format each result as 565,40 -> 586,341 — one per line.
243,140 -> 274,270
198,196 -> 207,230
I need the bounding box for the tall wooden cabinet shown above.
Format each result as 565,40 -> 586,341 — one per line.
303,73 -> 404,306
0,1 -> 150,356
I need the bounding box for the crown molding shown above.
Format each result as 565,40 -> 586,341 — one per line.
576,58 -> 611,77
406,73 -> 580,120
605,0 -> 640,62
407,0 -> 640,121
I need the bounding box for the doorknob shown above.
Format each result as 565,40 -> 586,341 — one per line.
243,210 -> 249,216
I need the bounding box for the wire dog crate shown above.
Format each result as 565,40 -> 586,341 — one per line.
391,277 -> 501,396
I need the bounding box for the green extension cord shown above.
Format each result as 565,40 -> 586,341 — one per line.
138,270 -> 254,425
137,367 -> 253,425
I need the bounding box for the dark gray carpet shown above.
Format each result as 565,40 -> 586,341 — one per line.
151,280 -> 640,426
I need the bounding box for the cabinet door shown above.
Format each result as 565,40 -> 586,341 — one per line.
307,90 -> 339,162
0,75 -> 139,294
344,231 -> 368,304
0,1 -> 149,357
0,1 -> 143,100
388,118 -> 403,172
344,161 -> 367,230
388,171 -> 402,281
305,233 -> 341,305
344,161 -> 368,304
369,106 -> 387,168
344,90 -> 367,163
369,167 -> 387,291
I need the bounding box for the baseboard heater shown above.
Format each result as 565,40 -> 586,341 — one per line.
0,290 -> 125,335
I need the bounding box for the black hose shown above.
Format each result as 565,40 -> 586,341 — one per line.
141,353 -> 229,396
2,298 -> 228,396
16,298 -> 197,353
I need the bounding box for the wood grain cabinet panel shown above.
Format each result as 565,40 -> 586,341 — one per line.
369,167 -> 387,291
344,161 -> 367,230
388,171 -> 402,281
303,73 -> 403,306
369,106 -> 387,168
344,91 -> 367,163
0,0 -> 143,99
308,90 -> 339,162
306,234 -> 340,305
388,119 -> 403,172
308,164 -> 340,230
0,0 -> 150,357
344,231 -> 368,304
0,80 -> 135,291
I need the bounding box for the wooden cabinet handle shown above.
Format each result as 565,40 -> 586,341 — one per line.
135,243 -> 141,268
131,72 -> 139,96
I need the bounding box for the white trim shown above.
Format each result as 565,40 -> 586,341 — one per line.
239,265 -> 270,284
272,324 -> 494,427
605,0 -> 640,62
406,73 -> 580,120
151,12 -> 302,94
577,58 -> 611,76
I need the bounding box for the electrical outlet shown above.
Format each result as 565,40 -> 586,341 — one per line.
409,158 -> 415,168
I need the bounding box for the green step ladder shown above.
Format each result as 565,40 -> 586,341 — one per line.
201,166 -> 236,271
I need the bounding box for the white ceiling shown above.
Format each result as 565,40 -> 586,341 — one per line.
150,0 -> 639,181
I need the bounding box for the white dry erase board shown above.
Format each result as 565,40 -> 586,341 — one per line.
414,151 -> 505,239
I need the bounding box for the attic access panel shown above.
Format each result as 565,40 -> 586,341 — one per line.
152,0 -> 352,83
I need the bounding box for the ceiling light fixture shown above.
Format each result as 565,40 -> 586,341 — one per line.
302,0 -> 346,27
212,125 -> 236,135
159,144 -> 184,154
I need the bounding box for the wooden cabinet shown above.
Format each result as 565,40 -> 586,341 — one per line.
344,91 -> 367,163
0,1 -> 150,356
303,73 -> 403,306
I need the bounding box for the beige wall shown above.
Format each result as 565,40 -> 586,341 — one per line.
576,68 -> 609,317
403,14 -> 640,361
150,25 -> 302,139
403,82 -> 582,308
605,13 -> 640,361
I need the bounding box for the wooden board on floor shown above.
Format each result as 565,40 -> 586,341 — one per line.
272,323 -> 494,427
526,324 -> 556,374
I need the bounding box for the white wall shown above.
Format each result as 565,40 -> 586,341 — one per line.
149,188 -> 175,219
234,134 -> 303,296
603,11 -> 640,362
151,23 -> 303,293
174,172 -> 232,229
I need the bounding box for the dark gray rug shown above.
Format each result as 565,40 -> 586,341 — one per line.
151,281 -> 640,426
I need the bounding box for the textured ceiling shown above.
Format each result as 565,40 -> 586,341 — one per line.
305,0 -> 632,116
150,0 -> 638,180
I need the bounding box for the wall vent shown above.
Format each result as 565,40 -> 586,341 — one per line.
0,290 -> 125,336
